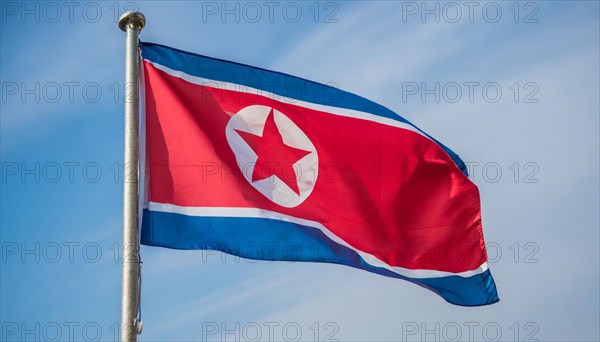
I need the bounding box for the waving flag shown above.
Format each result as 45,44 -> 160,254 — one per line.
139,42 -> 499,306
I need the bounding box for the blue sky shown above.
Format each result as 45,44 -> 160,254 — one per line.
1,1 -> 599,341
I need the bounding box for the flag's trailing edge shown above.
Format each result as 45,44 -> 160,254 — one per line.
139,42 -> 499,306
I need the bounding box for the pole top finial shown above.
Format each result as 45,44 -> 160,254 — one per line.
119,11 -> 146,32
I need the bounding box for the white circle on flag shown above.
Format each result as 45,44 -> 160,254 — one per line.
225,105 -> 319,208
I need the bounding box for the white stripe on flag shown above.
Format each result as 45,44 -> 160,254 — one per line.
147,201 -> 488,279
144,60 -> 428,140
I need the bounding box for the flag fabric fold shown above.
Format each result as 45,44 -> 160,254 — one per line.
139,42 -> 499,306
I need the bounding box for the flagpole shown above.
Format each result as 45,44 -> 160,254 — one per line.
118,11 -> 145,342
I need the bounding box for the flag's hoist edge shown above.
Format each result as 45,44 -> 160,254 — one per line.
139,42 -> 499,306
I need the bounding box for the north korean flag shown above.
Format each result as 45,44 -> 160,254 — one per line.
139,42 -> 499,306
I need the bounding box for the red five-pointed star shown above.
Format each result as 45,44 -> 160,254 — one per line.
235,109 -> 311,195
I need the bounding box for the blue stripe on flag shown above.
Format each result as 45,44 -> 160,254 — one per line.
139,42 -> 468,176
141,209 -> 499,306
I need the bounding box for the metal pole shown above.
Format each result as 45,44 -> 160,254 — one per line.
118,11 -> 145,342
